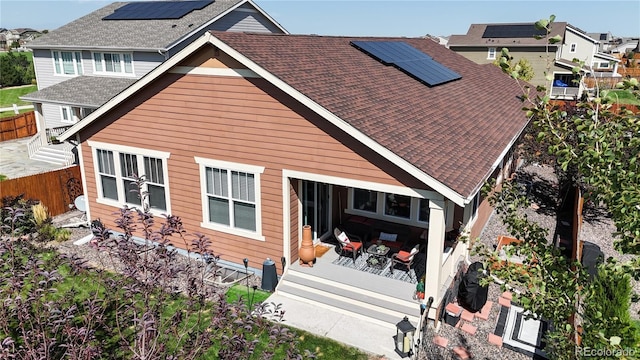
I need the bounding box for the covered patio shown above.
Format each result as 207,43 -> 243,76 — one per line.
282,174 -> 468,325
279,242 -> 423,330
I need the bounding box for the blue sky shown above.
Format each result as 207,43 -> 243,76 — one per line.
1,0 -> 639,37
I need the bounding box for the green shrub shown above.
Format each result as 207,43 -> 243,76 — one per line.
581,266 -> 640,351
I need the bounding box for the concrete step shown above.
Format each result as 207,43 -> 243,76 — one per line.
276,269 -> 421,328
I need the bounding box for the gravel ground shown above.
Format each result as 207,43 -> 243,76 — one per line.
48,213 -> 263,293
51,163 -> 635,360
416,164 -> 638,360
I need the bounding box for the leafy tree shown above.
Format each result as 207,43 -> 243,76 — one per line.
477,14 -> 640,359
0,53 -> 23,87
0,51 -> 33,87
493,51 -> 535,82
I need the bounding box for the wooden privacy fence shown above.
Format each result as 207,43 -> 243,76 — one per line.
0,111 -> 37,141
0,166 -> 83,217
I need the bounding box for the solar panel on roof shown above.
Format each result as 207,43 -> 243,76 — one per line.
482,24 -> 547,38
103,0 -> 213,20
350,41 -> 461,86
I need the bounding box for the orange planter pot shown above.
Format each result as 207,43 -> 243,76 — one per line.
299,225 -> 315,267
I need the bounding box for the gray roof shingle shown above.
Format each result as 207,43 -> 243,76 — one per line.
27,0 -> 246,51
21,76 -> 136,107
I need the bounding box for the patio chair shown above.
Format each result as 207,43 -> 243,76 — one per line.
390,244 -> 420,275
333,227 -> 363,262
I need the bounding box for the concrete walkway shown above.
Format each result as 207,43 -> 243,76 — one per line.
265,293 -> 402,359
0,137 -> 64,179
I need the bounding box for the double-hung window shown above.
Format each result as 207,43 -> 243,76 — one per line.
60,106 -> 73,123
90,141 -> 170,213
93,52 -> 134,75
195,157 -> 264,240
487,47 -> 496,60
52,50 -> 83,75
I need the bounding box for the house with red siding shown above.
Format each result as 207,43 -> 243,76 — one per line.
59,31 -> 530,332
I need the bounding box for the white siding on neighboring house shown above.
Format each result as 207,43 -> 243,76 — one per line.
88,51 -> 165,77
168,6 -> 284,57
210,5 -> 283,33
33,49 -> 70,90
560,30 -> 596,66
34,49 -> 166,91
41,103 -> 67,129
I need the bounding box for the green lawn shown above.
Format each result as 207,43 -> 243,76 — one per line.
0,85 -> 37,107
0,50 -> 33,63
603,89 -> 640,105
4,248 -> 371,359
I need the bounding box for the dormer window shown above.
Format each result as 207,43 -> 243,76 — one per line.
487,47 -> 497,60
93,52 -> 134,75
52,51 -> 83,75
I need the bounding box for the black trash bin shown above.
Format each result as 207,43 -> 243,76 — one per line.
261,258 -> 278,292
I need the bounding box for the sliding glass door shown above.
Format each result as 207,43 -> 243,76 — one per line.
302,181 -> 330,241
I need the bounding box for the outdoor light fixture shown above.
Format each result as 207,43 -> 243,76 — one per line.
395,316 -> 416,358
243,258 -> 250,311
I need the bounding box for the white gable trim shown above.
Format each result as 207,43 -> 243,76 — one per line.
169,66 -> 260,78
566,25 -> 599,44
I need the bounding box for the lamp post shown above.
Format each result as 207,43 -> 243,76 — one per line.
243,258 -> 251,311
395,316 -> 416,358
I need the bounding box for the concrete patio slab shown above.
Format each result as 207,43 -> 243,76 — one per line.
0,137 -> 64,179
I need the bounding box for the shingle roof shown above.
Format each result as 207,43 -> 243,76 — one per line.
27,0 -> 247,51
448,22 -> 567,47
213,32 -> 530,199
21,76 -> 136,107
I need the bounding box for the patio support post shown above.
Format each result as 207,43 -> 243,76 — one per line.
424,199 -> 445,320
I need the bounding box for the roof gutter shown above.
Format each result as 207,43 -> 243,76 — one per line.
28,44 -> 168,52
19,96 -> 101,108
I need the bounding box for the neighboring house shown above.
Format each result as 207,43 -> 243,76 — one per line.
424,34 -> 448,46
2,29 -> 21,48
448,22 -> 621,99
59,31 -> 530,332
21,0 -> 286,165
13,28 -> 42,43
609,37 -> 640,55
587,32 -> 614,52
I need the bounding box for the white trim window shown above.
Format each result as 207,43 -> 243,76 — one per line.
487,47 -> 496,60
348,189 -> 429,228
195,157 -> 264,241
52,50 -> 83,75
89,141 -> 170,213
93,52 -> 134,75
60,106 -> 73,123
570,43 -> 577,53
